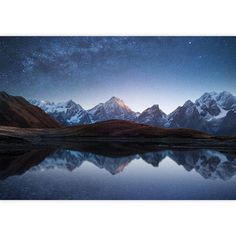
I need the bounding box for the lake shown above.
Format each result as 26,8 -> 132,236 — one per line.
0,147 -> 236,200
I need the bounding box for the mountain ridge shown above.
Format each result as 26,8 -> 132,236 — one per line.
29,91 -> 236,135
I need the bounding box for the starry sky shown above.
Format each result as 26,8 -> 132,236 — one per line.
0,36 -> 235,113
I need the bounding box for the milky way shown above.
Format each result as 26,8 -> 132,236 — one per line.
0,36 -> 235,113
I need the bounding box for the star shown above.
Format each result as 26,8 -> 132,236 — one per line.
0,36 -> 235,112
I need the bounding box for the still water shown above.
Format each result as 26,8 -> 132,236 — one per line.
0,148 -> 236,200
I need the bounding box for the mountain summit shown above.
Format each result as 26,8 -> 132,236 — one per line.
88,97 -> 137,122
137,105 -> 167,126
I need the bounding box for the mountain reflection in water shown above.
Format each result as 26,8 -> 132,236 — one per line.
0,144 -> 236,200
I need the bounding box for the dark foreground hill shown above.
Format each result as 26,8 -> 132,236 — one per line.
0,92 -> 61,128
0,120 -> 235,150
56,120 -> 212,138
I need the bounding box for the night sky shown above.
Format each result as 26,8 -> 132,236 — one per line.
0,36 -> 235,113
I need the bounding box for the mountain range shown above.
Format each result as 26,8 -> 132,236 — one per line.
30,91 -> 236,135
30,96 -> 138,125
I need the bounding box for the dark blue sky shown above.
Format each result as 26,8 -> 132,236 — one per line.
0,36 -> 235,113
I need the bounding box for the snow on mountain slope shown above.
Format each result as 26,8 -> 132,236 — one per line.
88,97 -> 137,122
166,100 -> 207,130
137,105 -> 167,126
29,91 -> 236,135
194,91 -> 236,121
30,99 -> 92,125
166,91 -> 236,134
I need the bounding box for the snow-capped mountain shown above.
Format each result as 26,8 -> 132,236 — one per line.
30,99 -> 92,125
166,91 -> 236,135
30,96 -> 137,125
29,91 -> 236,135
166,100 -> 208,131
195,91 -> 235,120
137,105 -> 167,127
88,96 -> 138,122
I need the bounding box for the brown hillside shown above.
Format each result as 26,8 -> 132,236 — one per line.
57,120 -> 212,138
0,91 -> 61,128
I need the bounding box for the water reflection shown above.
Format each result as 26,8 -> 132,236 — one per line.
0,144 -> 236,199
1,148 -> 236,180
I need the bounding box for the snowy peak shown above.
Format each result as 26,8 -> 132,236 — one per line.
167,100 -> 202,130
29,99 -> 55,108
63,99 -> 82,109
104,97 -> 133,112
195,91 -> 236,120
137,104 -> 167,126
30,99 -> 83,113
30,99 -> 92,125
183,100 -> 194,107
146,104 -> 162,111
167,91 -> 236,134
107,96 -> 123,103
196,91 -> 236,110
88,97 -> 137,122
215,91 -> 236,109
